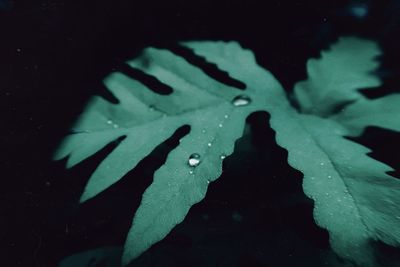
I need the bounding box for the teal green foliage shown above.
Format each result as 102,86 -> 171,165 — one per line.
55,37 -> 400,267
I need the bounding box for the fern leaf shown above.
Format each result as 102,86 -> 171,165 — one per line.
54,41 -> 285,264
333,94 -> 400,136
55,37 -> 400,267
293,37 -> 381,116
270,112 -> 400,267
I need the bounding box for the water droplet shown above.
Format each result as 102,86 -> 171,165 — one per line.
207,142 -> 212,147
327,175 -> 332,179
320,162 -> 325,166
232,95 -> 251,106
189,170 -> 194,174
218,124 -> 223,128
188,153 -> 201,167
107,120 -> 113,124
206,180 -> 210,184
201,129 -> 206,134
224,115 -> 229,119
113,124 -> 119,128
220,154 -> 226,160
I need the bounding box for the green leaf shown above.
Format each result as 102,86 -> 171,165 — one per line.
55,37 -> 400,267
270,112 -> 400,267
294,37 -> 382,116
333,94 -> 400,136
122,42 -> 287,264
54,41 -> 285,264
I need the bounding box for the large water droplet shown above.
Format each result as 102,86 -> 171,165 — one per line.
188,153 -> 201,167
232,95 -> 251,106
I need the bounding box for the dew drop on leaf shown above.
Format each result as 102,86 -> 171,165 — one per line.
188,153 -> 201,167
220,154 -> 226,160
232,95 -> 251,106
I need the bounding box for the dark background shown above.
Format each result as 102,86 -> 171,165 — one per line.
1,0 -> 400,266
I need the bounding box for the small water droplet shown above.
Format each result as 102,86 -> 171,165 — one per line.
220,155 -> 226,160
218,124 -> 223,128
189,170 -> 194,174
207,142 -> 212,147
232,95 -> 251,106
320,162 -> 325,166
201,129 -> 206,134
327,175 -> 332,179
113,124 -> 119,128
107,120 -> 113,124
224,115 -> 229,119
206,180 -> 210,184
188,153 -> 201,167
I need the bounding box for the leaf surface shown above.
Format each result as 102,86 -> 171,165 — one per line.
54,41 -> 285,264
55,37 -> 400,267
293,37 -> 381,116
269,112 -> 400,267
333,94 -> 400,136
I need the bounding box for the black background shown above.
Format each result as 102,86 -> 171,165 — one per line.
1,0 -> 400,267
